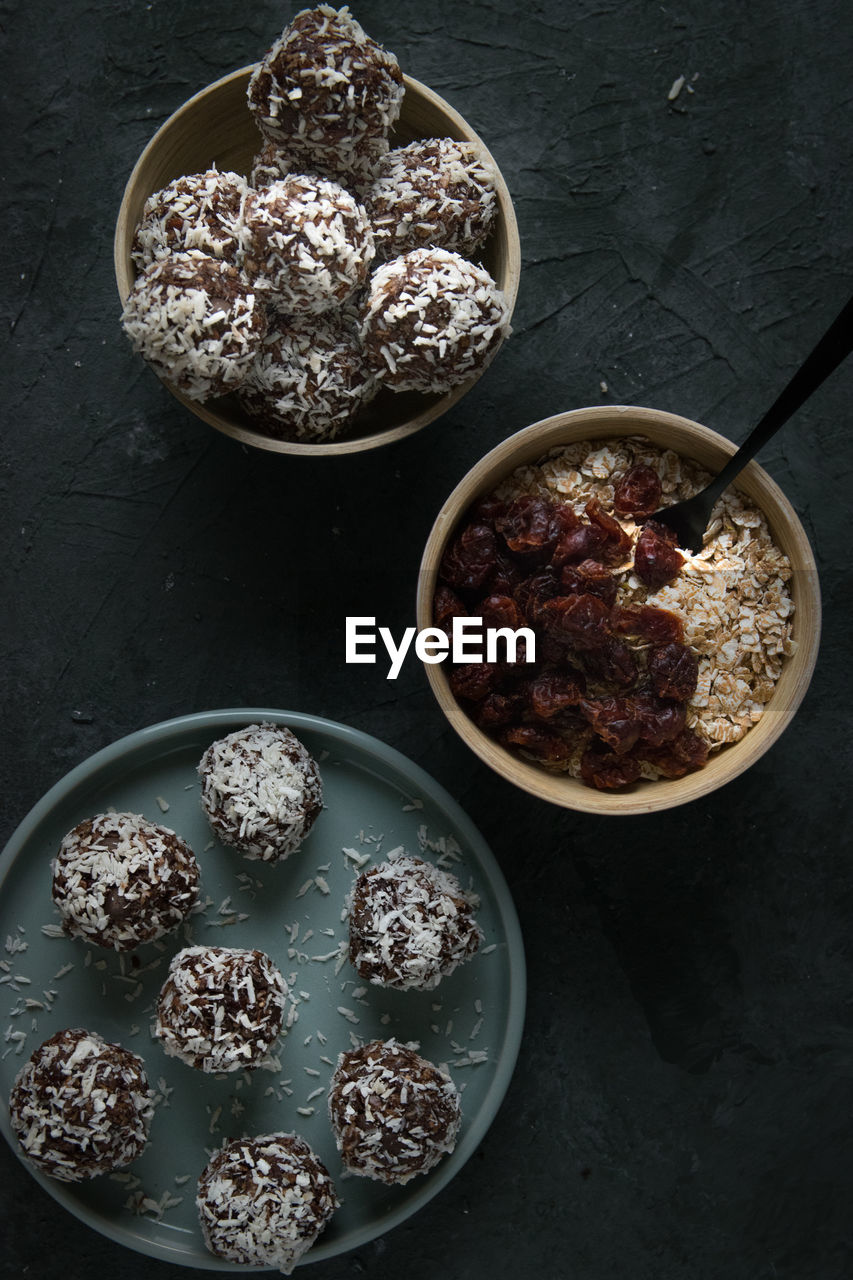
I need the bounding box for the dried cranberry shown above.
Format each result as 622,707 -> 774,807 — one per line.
472,691 -> 525,728
433,585 -> 467,637
479,594 -> 526,631
579,696 -> 642,754
648,643 -> 699,701
638,728 -> 709,777
633,520 -> 684,591
448,663 -> 501,703
583,639 -> 639,688
526,670 -> 586,719
501,724 -> 575,764
537,634 -> 571,667
440,522 -> 498,594
540,593 -> 612,651
559,560 -> 618,607
496,495 -> 564,561
631,692 -> 686,745
612,602 -> 684,645
489,551 -> 525,596
580,745 -> 641,790
584,500 -> 633,565
469,491 -> 506,527
613,464 -> 662,518
552,520 -> 606,568
514,568 -> 562,623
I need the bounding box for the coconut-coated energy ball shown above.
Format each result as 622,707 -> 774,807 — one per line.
242,175 -> 374,314
239,312 -> 377,442
196,1132 -> 338,1274
249,132 -> 387,196
50,811 -> 199,951
9,1028 -> 154,1182
328,1039 -> 461,1185
250,139 -> 297,190
347,851 -> 483,991
121,250 -> 267,400
131,169 -> 249,271
198,722 -> 323,862
360,247 -> 510,393
247,6 -> 403,178
366,138 -> 498,260
153,945 -> 288,1073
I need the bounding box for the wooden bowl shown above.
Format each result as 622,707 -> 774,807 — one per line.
416,405 -> 821,814
114,67 -> 520,456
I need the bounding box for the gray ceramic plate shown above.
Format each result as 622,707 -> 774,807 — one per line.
0,709 -> 525,1270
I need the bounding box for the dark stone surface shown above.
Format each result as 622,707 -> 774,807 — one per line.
1,0 -> 852,1277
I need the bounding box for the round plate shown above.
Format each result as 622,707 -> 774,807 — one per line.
0,710 -> 525,1270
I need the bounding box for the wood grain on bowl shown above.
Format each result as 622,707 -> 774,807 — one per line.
114,68 -> 520,456
416,405 -> 821,815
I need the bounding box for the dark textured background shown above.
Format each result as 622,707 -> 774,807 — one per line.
2,0 -> 852,1276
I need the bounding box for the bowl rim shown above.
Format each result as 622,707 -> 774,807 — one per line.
416,403 -> 822,814
113,65 -> 521,457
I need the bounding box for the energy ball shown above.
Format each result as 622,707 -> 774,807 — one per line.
248,5 -> 404,180
153,945 -> 288,1073
197,1132 -> 338,1274
242,175 -> 375,314
51,811 -> 200,951
347,852 -> 483,991
366,138 -> 498,260
198,722 -> 323,862
360,247 -> 510,393
121,250 -> 267,400
328,1039 -> 461,1184
9,1028 -> 154,1182
131,169 -> 249,271
250,139 -> 297,190
250,133 -> 386,196
239,313 -> 377,442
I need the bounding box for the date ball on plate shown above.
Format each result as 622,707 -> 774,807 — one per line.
198,722 -> 323,862
9,1028 -> 154,1182
121,250 -> 267,400
153,945 -> 288,1073
247,5 -> 403,187
347,851 -> 483,991
131,169 -> 249,271
365,138 -> 498,261
239,312 -> 377,442
328,1038 -> 461,1185
197,1132 -> 338,1274
242,175 -> 374,314
360,247 -> 510,394
50,811 -> 199,951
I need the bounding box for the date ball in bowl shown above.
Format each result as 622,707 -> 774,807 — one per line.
416,405 -> 820,815
114,25 -> 519,455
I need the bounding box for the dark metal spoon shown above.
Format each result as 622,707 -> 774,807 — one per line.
653,295 -> 853,553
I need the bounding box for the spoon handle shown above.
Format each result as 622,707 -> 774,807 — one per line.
704,294 -> 853,503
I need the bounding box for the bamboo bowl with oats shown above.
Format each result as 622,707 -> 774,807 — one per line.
114,67 -> 520,456
416,405 -> 821,814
